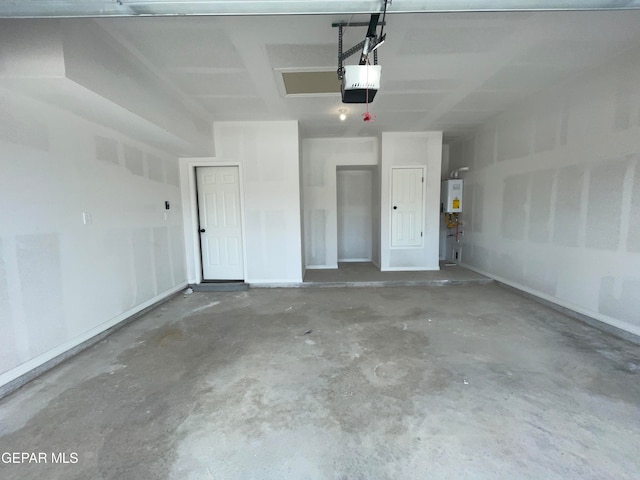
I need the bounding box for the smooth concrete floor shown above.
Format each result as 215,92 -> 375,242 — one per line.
1,284 -> 639,479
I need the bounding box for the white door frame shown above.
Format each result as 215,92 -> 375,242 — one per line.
179,157 -> 248,284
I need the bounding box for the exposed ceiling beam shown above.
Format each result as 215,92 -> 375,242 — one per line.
2,0 -> 640,18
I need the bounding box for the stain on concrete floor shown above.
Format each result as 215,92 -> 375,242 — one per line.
1,284 -> 639,479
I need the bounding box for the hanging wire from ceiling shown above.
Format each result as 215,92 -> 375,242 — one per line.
362,57 -> 376,122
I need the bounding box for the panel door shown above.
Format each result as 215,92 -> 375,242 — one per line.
196,166 -> 244,280
391,167 -> 424,247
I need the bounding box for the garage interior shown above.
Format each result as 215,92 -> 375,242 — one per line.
1,1 -> 639,478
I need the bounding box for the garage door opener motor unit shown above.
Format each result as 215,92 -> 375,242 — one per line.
335,0 -> 390,104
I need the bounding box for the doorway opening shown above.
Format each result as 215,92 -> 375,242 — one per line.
336,166 -> 376,264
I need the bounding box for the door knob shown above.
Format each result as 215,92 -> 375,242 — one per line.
199,228 -> 206,233
393,206 -> 398,210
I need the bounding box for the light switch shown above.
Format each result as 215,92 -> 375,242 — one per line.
82,212 -> 92,225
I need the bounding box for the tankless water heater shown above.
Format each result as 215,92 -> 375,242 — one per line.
441,179 -> 463,213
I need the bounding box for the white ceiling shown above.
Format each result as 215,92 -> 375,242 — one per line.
4,0 -> 640,17
5,3 -> 640,142
90,10 -> 640,140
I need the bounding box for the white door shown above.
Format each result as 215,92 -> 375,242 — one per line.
391,167 -> 424,247
196,166 -> 244,280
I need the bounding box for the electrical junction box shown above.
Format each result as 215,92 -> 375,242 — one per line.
441,179 -> 463,213
341,65 -> 381,103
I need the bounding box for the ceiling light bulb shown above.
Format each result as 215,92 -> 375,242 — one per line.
339,109 -> 347,121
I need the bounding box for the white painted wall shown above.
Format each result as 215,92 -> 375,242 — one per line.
298,128 -> 306,279
182,121 -> 302,284
302,137 -> 378,269
372,160 -> 381,268
0,86 -> 187,386
448,44 -> 640,336
439,144 -> 450,261
0,19 -> 212,156
380,132 -> 443,271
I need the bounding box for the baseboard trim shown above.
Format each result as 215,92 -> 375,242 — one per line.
0,283 -> 188,399
459,262 -> 640,344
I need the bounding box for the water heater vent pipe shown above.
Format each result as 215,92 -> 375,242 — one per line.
450,166 -> 470,179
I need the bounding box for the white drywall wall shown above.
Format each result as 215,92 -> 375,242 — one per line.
298,128 -> 306,279
0,87 -> 187,387
302,137 -> 378,269
439,144 -> 450,261
0,19 -> 212,156
380,132 -> 443,271
188,121 -> 302,284
448,45 -> 640,335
